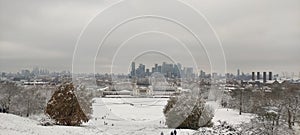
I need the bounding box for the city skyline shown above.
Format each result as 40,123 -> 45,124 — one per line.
3,64 -> 300,80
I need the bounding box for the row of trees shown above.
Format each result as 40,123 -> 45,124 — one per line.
0,81 -> 94,126
0,81 -> 55,116
223,83 -> 300,134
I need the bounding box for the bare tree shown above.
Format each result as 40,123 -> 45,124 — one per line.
0,81 -> 20,113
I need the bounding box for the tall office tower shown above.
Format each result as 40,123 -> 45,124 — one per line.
139,64 -> 145,76
177,63 -> 182,71
257,72 -> 260,80
158,66 -> 162,73
252,72 -> 255,80
263,72 -> 267,83
185,67 -> 193,79
162,62 -> 166,74
237,69 -> 240,78
151,67 -> 155,73
200,70 -> 206,78
269,72 -> 272,80
174,63 -> 182,78
154,64 -> 158,72
146,69 -> 150,76
131,62 -> 135,76
135,64 -> 146,77
142,64 -> 145,73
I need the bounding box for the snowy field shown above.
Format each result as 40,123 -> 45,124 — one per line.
0,98 -> 254,135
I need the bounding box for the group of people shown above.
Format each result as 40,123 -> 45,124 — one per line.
161,129 -> 177,135
0,106 -> 8,113
95,109 -> 115,126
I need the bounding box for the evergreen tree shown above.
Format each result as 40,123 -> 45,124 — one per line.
45,83 -> 89,126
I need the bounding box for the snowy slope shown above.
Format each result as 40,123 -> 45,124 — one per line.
212,108 -> 253,125
0,98 -> 254,135
0,113 -> 101,135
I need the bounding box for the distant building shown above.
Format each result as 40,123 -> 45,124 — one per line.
184,67 -> 193,79
131,62 -> 135,77
252,72 -> 255,81
263,72 -> 267,83
129,61 -> 194,79
200,70 -> 206,78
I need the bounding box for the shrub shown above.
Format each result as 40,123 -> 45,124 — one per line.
163,92 -> 214,130
45,83 -> 89,126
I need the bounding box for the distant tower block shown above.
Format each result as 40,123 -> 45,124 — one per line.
269,72 -> 272,80
131,62 -> 136,77
263,72 -> 267,83
257,72 -> 260,80
252,72 -> 255,81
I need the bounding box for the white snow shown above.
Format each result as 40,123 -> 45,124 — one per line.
212,108 -> 254,125
295,123 -> 300,135
0,98 -> 255,135
0,113 -> 100,135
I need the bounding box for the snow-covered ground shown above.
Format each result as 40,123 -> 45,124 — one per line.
0,113 -> 101,135
0,98 -> 254,135
212,108 -> 253,125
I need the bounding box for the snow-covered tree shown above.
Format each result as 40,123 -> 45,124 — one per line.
0,81 -> 20,113
163,91 -> 214,129
240,117 -> 294,135
75,85 -> 94,119
196,121 -> 240,135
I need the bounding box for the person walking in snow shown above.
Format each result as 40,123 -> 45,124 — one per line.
174,130 -> 177,135
170,131 -> 174,135
161,131 -> 164,135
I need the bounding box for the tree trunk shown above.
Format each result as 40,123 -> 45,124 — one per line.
26,100 -> 30,117
287,108 -> 292,129
239,89 -> 243,115
292,97 -> 299,126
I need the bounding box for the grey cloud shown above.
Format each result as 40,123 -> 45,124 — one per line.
0,0 -> 299,74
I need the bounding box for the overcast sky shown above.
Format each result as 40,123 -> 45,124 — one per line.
0,0 -> 299,74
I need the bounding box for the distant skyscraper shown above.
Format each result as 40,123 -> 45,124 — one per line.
269,72 -> 272,80
151,67 -> 155,73
177,63 -> 182,71
237,69 -> 240,79
185,67 -> 193,79
146,69 -> 150,76
162,62 -> 167,74
158,66 -> 162,73
200,70 -> 206,78
131,62 -> 135,77
154,64 -> 158,72
257,72 -> 260,80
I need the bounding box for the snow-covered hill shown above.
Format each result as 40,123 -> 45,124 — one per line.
0,113 -> 102,135
0,98 -> 254,135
